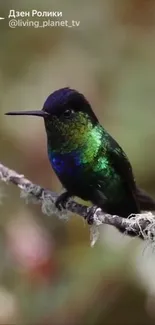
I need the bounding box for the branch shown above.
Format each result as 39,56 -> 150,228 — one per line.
0,162 -> 155,245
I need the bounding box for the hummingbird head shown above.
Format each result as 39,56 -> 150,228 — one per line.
42,87 -> 98,130
5,87 -> 99,152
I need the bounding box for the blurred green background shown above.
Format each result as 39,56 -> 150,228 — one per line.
0,0 -> 155,324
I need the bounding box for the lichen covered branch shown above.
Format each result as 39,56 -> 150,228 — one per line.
0,162 -> 155,245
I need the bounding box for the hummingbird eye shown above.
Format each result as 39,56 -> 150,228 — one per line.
63,109 -> 74,118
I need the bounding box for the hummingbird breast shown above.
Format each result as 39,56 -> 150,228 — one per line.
47,124 -> 139,217
47,122 -> 104,181
48,145 -> 122,202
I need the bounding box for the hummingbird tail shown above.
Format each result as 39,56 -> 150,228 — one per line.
136,187 -> 155,211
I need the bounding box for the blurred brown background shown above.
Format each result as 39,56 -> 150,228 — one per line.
0,0 -> 155,324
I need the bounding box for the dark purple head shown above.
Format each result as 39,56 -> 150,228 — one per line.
42,87 -> 98,122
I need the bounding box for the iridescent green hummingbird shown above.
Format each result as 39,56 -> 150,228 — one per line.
5,87 -> 155,222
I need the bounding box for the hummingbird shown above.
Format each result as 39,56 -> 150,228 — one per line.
5,87 -> 155,226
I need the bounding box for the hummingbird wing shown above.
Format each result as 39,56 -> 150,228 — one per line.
136,187 -> 155,211
107,142 -> 141,215
106,137 -> 140,209
108,138 -> 136,191
108,139 -> 155,212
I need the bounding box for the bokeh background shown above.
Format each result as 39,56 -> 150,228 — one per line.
0,0 -> 155,324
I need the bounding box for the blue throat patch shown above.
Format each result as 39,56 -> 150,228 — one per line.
48,150 -> 82,176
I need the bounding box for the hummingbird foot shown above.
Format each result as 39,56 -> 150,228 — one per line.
86,206 -> 99,225
55,191 -> 72,210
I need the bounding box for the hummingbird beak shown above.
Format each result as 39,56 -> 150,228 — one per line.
5,110 -> 49,117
